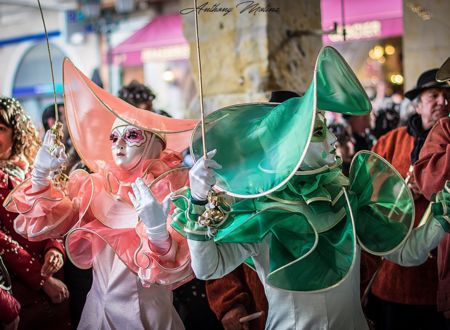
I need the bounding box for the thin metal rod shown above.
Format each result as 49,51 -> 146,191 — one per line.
341,0 -> 346,41
37,0 -> 59,123
193,0 -> 207,158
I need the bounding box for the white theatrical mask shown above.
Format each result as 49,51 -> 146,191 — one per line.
301,113 -> 337,170
110,118 -> 159,171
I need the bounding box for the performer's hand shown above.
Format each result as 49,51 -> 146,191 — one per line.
4,315 -> 19,330
432,181 -> 450,230
221,304 -> 249,330
42,276 -> 69,304
189,149 -> 222,201
41,248 -> 64,276
32,131 -> 67,191
129,177 -> 170,241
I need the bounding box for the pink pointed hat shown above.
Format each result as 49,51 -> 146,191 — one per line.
63,58 -> 198,174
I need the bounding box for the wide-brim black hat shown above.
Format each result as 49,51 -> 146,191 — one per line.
405,68 -> 450,100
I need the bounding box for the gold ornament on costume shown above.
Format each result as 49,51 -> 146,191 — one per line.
49,122 -> 69,191
198,191 -> 231,236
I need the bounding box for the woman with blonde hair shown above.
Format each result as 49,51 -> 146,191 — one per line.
0,96 -> 71,330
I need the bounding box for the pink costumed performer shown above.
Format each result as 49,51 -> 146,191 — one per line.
4,59 -> 197,330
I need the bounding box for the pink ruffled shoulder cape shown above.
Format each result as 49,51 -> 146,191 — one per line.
4,152 -> 193,289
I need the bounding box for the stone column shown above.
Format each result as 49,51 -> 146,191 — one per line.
181,0 -> 322,115
403,0 -> 450,90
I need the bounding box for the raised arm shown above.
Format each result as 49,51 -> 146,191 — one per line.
188,240 -> 260,280
129,178 -> 172,254
386,182 -> 450,266
4,131 -> 79,240
129,177 -> 193,288
174,150 -> 260,280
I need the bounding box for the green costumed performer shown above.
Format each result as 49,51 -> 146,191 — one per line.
171,46 -> 450,329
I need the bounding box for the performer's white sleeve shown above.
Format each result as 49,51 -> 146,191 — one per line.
385,217 -> 446,266
187,239 -> 260,280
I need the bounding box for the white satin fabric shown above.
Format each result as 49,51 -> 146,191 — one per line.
188,236 -> 368,330
78,245 -> 184,330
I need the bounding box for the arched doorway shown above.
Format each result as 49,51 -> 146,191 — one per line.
12,41 -> 65,133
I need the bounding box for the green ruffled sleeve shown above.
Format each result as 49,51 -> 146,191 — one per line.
431,181 -> 450,232
171,188 -> 257,241
349,151 -> 414,255
171,188 -> 212,241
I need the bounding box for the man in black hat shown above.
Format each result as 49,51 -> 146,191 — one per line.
405,69 -> 450,137
366,68 -> 450,329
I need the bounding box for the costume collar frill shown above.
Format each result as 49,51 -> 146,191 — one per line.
172,152 -> 415,292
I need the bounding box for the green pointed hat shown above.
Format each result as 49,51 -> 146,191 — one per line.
190,46 -> 372,198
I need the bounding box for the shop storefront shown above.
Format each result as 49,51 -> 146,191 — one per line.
321,0 -> 403,99
112,14 -> 195,118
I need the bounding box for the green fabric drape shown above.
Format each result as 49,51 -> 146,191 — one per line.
349,151 -> 414,254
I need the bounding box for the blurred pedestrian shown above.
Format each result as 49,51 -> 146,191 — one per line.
328,121 -> 354,175
343,113 -> 375,152
118,80 -> 171,117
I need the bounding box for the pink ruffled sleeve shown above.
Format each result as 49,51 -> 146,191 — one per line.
135,220 -> 194,290
3,171 -> 90,241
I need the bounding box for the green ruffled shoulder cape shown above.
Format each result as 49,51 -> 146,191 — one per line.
172,152 -> 414,292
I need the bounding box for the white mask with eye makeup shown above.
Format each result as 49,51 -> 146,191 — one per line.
301,113 -> 338,170
110,119 -> 161,171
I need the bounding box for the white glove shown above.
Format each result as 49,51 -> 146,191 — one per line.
189,149 -> 222,201
31,131 -> 67,191
129,178 -> 170,241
